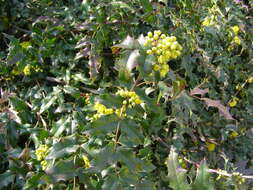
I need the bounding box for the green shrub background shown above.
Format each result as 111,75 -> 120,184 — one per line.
0,0 -> 253,189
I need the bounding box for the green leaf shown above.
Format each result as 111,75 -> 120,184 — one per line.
114,35 -> 139,49
63,85 -> 80,98
45,160 -> 76,182
9,97 -> 28,112
120,119 -> 144,146
166,147 -> 191,190
102,174 -> 121,190
47,136 -> 79,159
50,116 -> 71,137
135,180 -> 156,190
126,49 -> 140,72
39,89 -> 61,114
110,1 -> 135,12
0,171 -> 15,189
87,115 -> 118,136
23,172 -> 45,189
140,0 -> 153,12
193,161 -> 214,190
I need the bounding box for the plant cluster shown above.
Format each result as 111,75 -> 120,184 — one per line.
0,0 -> 253,190
144,30 -> 182,77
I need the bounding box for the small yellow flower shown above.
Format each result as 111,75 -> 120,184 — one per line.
23,65 -> 32,76
35,144 -> 49,170
147,32 -> 153,38
93,102 -> 114,120
247,77 -> 253,83
82,155 -> 90,169
206,142 -> 216,152
229,96 -> 239,107
153,64 -> 160,71
232,36 -> 241,45
229,131 -> 239,138
146,50 -> 152,55
41,160 -> 48,170
35,145 -> 49,161
231,25 -> 240,35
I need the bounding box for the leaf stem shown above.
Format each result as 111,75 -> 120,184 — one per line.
113,106 -> 125,151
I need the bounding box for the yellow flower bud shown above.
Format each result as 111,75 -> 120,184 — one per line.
153,34 -> 159,40
232,36 -> 241,45
82,155 -> 90,169
153,64 -> 160,71
147,32 -> 153,37
229,96 -> 239,107
147,50 -> 152,55
231,25 -> 240,35
229,131 -> 239,138
206,142 -> 216,152
247,77 -> 253,83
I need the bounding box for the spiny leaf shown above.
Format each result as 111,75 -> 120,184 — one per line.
50,116 -> 71,137
202,98 -> 234,120
193,161 -> 214,190
113,35 -> 139,49
127,49 -> 140,72
45,160 -> 76,182
0,171 -> 15,188
166,147 -> 191,190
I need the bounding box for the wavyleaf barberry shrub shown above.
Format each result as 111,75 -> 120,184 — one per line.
0,0 -> 253,189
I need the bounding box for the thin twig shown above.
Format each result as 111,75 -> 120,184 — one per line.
113,106 -> 125,151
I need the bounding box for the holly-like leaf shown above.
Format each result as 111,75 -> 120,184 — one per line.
202,98 -> 234,120
193,161 -> 214,190
50,116 -> 71,137
166,147 -> 191,190
114,35 -> 139,49
39,88 -> 62,114
47,136 -> 79,159
127,49 -> 140,72
0,171 -> 15,189
45,160 -> 76,182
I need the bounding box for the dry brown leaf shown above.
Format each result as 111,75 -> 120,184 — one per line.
202,98 -> 234,120
190,87 -> 209,97
88,55 -> 101,79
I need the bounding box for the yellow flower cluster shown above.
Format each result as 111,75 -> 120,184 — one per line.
92,90 -> 142,120
23,64 -> 43,76
82,155 -> 90,169
230,25 -> 241,45
115,90 -> 142,117
144,30 -> 182,77
116,89 -> 142,107
93,102 -> 114,120
35,144 -> 49,170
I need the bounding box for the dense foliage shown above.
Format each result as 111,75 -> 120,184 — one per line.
0,0 -> 253,189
